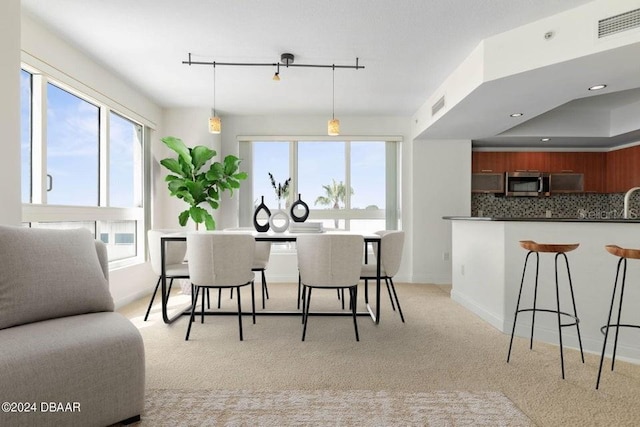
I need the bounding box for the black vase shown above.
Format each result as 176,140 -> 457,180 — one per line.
290,193 -> 309,222
253,196 -> 271,232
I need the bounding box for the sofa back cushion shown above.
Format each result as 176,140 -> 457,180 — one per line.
0,225 -> 114,330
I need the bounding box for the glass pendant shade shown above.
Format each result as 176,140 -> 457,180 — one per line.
328,118 -> 340,136
209,116 -> 221,134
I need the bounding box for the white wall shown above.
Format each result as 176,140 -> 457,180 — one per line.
0,0 -> 21,226
412,139 -> 471,284
20,12 -> 164,308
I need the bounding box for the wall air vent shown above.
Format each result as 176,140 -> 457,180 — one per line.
431,95 -> 445,117
598,8 -> 640,38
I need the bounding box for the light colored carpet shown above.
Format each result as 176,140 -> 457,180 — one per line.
119,282 -> 640,426
141,389 -> 533,426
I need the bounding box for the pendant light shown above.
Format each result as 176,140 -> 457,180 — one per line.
208,63 -> 221,134
328,65 -> 340,136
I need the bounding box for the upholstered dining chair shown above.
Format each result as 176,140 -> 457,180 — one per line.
360,230 -> 406,323
145,229 -> 189,321
297,234 -> 364,341
223,240 -> 272,309
185,232 -> 256,341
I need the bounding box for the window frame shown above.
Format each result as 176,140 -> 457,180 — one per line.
239,136 -> 401,233
20,59 -> 151,269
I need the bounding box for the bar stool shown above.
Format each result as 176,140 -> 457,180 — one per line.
596,245 -> 640,389
507,240 -> 585,379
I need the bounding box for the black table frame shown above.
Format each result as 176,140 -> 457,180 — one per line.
159,232 -> 382,325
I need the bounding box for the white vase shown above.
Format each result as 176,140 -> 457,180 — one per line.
269,208 -> 290,233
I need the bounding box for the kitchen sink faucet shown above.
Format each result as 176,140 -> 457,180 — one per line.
623,187 -> 640,219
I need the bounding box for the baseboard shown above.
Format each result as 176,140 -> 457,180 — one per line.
450,289 -> 504,332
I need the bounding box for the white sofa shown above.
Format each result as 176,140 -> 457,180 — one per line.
0,225 -> 145,427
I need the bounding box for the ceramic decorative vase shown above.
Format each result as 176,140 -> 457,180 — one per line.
253,196 -> 271,232
290,193 -> 309,222
269,200 -> 290,233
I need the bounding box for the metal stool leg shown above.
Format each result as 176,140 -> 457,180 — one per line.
508,251 -> 534,363
560,252 -> 584,362
554,253 -> 566,379
530,252 -> 540,349
596,257 -> 625,389
611,258 -> 628,372
596,258 -> 627,390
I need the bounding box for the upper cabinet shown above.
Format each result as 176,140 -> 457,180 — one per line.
471,152 -> 509,173
472,151 -> 607,193
472,147 -> 640,194
606,145 -> 640,193
506,152 -> 549,172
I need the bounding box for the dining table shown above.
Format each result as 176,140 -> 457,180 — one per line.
159,230 -> 383,325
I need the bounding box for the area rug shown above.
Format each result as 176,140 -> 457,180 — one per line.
141,389 -> 533,426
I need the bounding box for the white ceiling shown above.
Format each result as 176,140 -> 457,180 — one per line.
20,0 -> 640,148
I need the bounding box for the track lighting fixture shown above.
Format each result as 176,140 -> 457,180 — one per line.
184,52 -> 363,133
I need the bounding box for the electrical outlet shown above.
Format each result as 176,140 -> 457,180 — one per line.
443,251 -> 450,261
461,264 -> 465,276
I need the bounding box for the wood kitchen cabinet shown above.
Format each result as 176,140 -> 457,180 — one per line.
582,153 -> 605,193
606,145 -> 640,193
472,152 -> 510,172
472,152 -> 550,172
506,152 -> 549,172
472,151 -> 608,193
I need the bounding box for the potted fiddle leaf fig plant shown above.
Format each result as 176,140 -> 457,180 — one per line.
160,136 -> 247,230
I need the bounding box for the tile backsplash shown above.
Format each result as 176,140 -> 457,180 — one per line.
472,192 -> 640,219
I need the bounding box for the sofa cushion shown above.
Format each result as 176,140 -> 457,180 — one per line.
0,226 -> 114,330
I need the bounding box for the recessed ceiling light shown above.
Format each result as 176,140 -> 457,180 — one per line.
510,113 -> 523,117
541,138 -> 550,142
588,84 -> 607,91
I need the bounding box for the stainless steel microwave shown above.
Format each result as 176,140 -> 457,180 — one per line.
505,172 -> 550,196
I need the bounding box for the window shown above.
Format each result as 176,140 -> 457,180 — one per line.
241,138 -> 398,234
46,83 -> 99,206
109,112 -> 143,208
20,64 -> 148,266
20,70 -> 32,204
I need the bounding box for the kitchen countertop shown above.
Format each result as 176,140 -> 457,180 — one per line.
443,216 -> 640,223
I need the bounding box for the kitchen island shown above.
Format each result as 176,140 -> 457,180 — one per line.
445,216 -> 640,363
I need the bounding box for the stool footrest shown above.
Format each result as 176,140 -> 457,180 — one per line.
516,308 -> 580,326
599,323 -> 640,335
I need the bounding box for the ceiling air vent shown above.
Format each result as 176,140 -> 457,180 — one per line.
431,95 -> 445,116
598,8 -> 640,38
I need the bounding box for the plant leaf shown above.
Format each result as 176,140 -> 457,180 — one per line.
189,206 -> 208,224
162,137 -> 192,165
203,213 -> 216,230
233,171 -> 248,180
223,155 -> 240,175
178,209 -> 190,226
208,199 -> 219,210
205,162 -> 224,181
228,179 -> 240,189
160,158 -> 184,177
191,146 -> 216,172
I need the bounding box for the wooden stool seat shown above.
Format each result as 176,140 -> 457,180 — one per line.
605,245 -> 640,260
520,240 -> 579,253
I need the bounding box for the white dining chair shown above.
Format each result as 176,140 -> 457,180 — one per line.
360,230 -> 406,323
185,232 -> 256,341
297,234 -> 364,341
145,229 -> 189,321
223,240 -> 272,309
